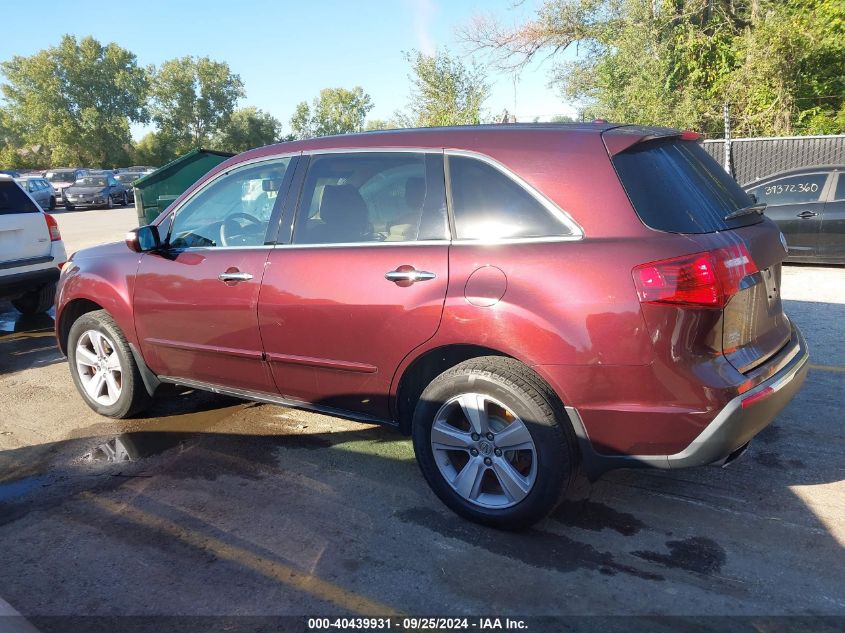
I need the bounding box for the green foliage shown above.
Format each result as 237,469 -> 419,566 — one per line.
212,107 -> 283,153
150,56 -> 245,152
289,87 -> 373,140
131,131 -> 180,167
0,35 -> 148,167
404,49 -> 490,127
467,0 -> 845,136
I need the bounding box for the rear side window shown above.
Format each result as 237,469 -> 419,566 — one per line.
448,155 -> 571,240
612,139 -> 758,233
747,173 -> 828,205
0,181 -> 40,214
835,174 -> 845,201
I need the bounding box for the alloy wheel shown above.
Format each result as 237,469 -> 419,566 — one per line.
430,393 -> 537,509
75,330 -> 123,406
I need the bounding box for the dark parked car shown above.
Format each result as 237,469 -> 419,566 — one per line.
15,176 -> 57,210
55,125 -> 809,528
745,166 -> 845,264
63,174 -> 129,210
114,172 -> 144,203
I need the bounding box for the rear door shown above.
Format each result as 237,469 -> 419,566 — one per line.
258,151 -> 450,419
819,169 -> 845,262
746,172 -> 830,259
0,180 -> 51,266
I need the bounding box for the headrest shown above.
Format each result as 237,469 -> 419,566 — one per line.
320,184 -> 369,227
405,177 -> 426,210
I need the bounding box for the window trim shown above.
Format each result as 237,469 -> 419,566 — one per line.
746,171 -> 833,207
829,170 -> 845,202
161,153 -> 299,251
444,149 -> 584,244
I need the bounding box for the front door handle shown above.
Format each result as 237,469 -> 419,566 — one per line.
385,267 -> 436,285
218,271 -> 253,283
797,210 -> 819,218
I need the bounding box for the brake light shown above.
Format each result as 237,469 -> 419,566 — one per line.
680,130 -> 703,141
44,213 -> 61,241
633,244 -> 757,309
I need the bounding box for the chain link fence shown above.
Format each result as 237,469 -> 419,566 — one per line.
703,135 -> 845,186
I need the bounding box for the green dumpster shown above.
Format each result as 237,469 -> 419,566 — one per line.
133,148 -> 235,225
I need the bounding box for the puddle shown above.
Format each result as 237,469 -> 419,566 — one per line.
83,433 -> 189,463
0,475 -> 49,502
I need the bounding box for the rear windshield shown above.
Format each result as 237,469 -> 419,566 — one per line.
612,139 -> 760,233
0,181 -> 40,214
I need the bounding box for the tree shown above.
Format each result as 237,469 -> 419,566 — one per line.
212,107 -> 283,153
132,131 -> 180,167
463,0 -> 845,136
150,56 -> 245,152
289,87 -> 373,139
0,35 -> 148,167
404,49 -> 490,127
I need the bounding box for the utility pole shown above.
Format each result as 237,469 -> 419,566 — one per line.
723,102 -> 732,175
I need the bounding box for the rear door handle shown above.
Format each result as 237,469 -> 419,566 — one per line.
218,271 -> 253,283
797,211 -> 819,218
385,268 -> 436,284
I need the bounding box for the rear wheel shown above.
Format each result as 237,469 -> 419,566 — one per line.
48,196 -> 56,211
412,356 -> 578,530
121,192 -> 128,206
11,282 -> 56,316
65,204 -> 75,211
67,310 -> 151,418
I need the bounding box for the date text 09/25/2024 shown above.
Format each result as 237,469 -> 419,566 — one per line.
307,617 -> 528,630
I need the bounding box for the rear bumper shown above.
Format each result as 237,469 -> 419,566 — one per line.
567,325 -> 809,477
0,266 -> 60,300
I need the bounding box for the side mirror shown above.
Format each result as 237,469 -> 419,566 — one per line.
125,225 -> 161,253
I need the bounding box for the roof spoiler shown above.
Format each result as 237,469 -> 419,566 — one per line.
601,125 -> 703,156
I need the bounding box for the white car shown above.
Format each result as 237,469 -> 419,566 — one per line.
0,175 -> 67,315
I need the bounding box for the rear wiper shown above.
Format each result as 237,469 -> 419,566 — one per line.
724,202 -> 767,221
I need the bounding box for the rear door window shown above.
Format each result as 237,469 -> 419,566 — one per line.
292,152 -> 448,245
747,173 -> 828,206
612,138 -> 759,233
0,181 -> 40,214
447,155 -> 572,240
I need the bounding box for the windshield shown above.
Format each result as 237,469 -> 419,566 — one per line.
612,138 -> 760,233
46,171 -> 76,183
116,173 -> 141,183
75,176 -> 108,187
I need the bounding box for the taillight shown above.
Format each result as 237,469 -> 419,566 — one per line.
633,244 -> 757,309
44,213 -> 61,241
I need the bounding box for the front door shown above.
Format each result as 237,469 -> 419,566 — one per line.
258,151 -> 450,419
748,171 -> 829,258
134,156 -> 296,393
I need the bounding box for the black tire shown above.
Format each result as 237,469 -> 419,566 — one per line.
67,310 -> 152,418
121,192 -> 128,206
11,282 -> 56,316
48,197 -> 56,211
412,356 -> 578,530
65,204 -> 75,211
106,195 -> 113,209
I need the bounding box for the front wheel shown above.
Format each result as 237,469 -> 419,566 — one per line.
48,197 -> 56,211
121,192 -> 128,206
67,310 -> 151,418
412,356 -> 578,530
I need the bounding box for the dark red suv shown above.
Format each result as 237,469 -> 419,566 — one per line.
55,124 -> 809,528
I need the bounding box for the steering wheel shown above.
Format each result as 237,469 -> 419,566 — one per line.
220,211 -> 263,247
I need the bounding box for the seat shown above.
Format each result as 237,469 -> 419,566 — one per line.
306,184 -> 371,244
384,177 -> 425,242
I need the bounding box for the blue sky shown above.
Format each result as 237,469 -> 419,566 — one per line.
0,0 -> 578,139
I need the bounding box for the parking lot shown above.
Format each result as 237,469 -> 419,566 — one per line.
0,208 -> 843,624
